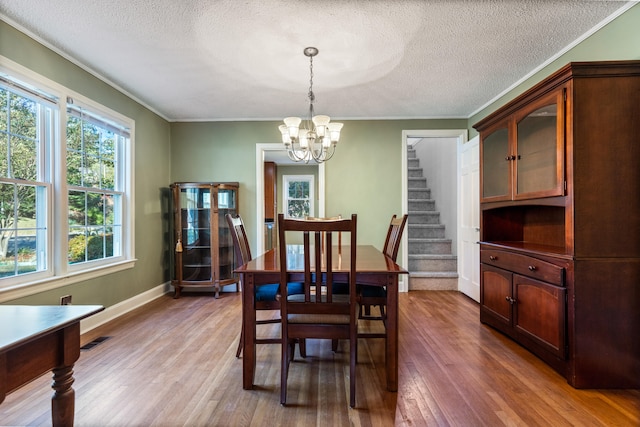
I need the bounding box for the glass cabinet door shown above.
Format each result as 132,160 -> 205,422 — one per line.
481,126 -> 511,201
481,88 -> 565,203
216,186 -> 238,282
179,186 -> 212,282
514,89 -> 565,199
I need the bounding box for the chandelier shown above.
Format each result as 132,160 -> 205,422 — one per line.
278,47 -> 343,164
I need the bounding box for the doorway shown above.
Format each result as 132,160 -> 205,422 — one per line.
255,143 -> 325,254
401,129 -> 470,293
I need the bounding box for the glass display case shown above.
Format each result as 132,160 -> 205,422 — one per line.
171,182 -> 239,298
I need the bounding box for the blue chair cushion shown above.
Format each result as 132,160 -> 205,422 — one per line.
255,282 -> 304,302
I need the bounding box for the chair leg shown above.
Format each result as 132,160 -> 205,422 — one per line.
332,339 -> 339,352
298,338 -> 306,358
350,329 -> 357,408
281,334 -> 289,405
288,340 -> 296,362
235,323 -> 244,358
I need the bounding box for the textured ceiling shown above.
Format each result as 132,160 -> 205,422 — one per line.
0,0 -> 632,122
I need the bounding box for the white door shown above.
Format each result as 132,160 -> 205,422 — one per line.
457,135 -> 480,301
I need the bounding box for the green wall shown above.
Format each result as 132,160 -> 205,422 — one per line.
1,20 -> 172,306
170,119 -> 466,249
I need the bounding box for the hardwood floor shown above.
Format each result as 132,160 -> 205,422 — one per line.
1,291 -> 638,426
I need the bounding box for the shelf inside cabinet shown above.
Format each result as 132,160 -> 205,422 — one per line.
482,205 -> 566,253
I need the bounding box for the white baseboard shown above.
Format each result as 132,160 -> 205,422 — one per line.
80,282 -> 172,334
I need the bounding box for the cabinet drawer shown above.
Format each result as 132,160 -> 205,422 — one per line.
481,249 -> 564,285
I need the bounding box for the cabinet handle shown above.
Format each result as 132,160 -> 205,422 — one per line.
528,265 -> 537,271
489,255 -> 497,261
505,296 -> 516,304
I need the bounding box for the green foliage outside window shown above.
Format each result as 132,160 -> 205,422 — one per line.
0,88 -> 42,274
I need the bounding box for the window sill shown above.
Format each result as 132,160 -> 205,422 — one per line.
0,259 -> 137,303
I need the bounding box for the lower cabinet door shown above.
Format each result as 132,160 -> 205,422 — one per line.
480,264 -> 513,329
513,274 -> 566,359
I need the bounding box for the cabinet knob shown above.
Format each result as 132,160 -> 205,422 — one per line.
489,255 -> 497,261
528,265 -> 537,271
505,296 -> 516,304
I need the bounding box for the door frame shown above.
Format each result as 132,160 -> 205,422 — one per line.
255,143 -> 325,254
401,129 -> 468,292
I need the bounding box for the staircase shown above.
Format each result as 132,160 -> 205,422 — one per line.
407,147 -> 458,290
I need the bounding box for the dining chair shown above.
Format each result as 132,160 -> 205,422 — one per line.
278,213 -> 358,408
225,214 -> 305,358
358,214 -> 408,334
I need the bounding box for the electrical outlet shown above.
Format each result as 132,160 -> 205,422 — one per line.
60,295 -> 72,305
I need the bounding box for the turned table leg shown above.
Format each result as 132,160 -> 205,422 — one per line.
51,365 -> 76,427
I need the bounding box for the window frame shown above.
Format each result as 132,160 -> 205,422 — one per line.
0,56 -> 135,302
283,174 -> 314,219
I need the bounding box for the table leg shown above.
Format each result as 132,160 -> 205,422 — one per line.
51,365 -> 75,426
386,274 -> 399,392
242,273 -> 256,389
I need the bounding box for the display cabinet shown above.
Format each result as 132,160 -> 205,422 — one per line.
474,61 -> 640,389
171,182 -> 239,298
481,88 -> 565,203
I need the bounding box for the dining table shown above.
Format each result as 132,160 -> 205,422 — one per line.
234,244 -> 408,392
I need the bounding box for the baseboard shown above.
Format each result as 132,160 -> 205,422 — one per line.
80,282 -> 172,334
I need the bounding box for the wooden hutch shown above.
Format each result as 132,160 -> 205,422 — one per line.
473,61 -> 640,388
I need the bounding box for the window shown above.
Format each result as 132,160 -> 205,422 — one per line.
66,103 -> 125,264
0,87 -> 51,279
283,175 -> 314,219
0,59 -> 134,296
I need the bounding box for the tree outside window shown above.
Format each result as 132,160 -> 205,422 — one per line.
283,175 -> 314,219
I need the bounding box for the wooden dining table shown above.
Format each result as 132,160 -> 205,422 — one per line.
234,244 -> 408,392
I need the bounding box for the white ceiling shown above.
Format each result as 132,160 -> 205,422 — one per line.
0,1 -> 633,122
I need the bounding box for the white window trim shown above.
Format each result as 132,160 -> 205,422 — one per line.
283,174 -> 314,219
0,56 -> 136,302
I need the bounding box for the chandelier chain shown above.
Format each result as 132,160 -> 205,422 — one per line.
308,55 -> 315,103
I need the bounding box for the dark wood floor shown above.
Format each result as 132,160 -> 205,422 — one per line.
1,291 -> 638,426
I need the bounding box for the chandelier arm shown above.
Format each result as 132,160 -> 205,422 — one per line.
322,145 -> 337,162
287,145 -> 305,162
310,144 -> 336,163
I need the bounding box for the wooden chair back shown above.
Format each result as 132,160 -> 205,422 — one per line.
277,213 -> 358,407
382,214 -> 408,261
226,213 -> 252,267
